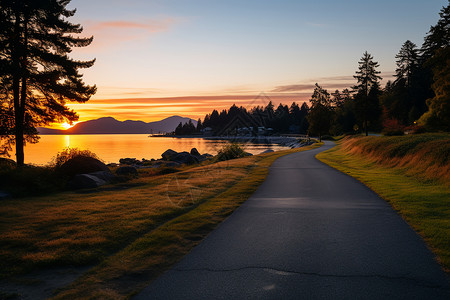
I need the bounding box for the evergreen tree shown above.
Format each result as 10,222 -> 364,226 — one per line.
421,2 -> 450,60
0,0 -> 96,165
419,47 -> 450,131
353,51 -> 382,135
395,40 -> 419,87
307,83 -> 333,141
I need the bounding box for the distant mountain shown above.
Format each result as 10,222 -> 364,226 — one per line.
37,116 -> 197,134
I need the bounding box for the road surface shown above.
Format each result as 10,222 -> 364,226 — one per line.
135,141 -> 450,299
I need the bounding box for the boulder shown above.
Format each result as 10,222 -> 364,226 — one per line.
90,171 -> 116,181
172,152 -> 199,165
59,156 -> 111,177
190,148 -> 201,156
116,166 -> 138,176
67,174 -> 107,190
119,158 -> 142,165
260,149 -> 274,154
162,149 -> 178,161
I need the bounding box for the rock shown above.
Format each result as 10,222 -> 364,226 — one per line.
162,149 -> 178,161
198,153 -> 214,162
90,171 -> 116,181
116,166 -> 138,176
59,156 -> 111,177
190,148 -> 201,156
67,174 -> 107,190
172,152 -> 199,165
260,149 -> 274,154
119,158 -> 141,165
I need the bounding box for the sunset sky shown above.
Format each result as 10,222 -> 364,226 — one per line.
60,0 -> 447,128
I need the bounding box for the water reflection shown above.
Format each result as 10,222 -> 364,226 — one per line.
23,134 -> 291,165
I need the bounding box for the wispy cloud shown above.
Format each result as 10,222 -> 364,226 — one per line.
90,19 -> 178,34
271,84 -> 315,93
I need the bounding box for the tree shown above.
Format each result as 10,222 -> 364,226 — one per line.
307,83 -> 333,141
419,47 -> 450,131
0,0 -> 96,166
395,40 -> 419,87
421,2 -> 450,60
381,41 -> 421,125
353,51 -> 382,135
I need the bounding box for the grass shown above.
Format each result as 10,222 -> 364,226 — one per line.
316,134 -> 450,272
0,143 -> 321,299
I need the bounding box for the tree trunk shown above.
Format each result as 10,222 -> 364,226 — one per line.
12,11 -> 25,166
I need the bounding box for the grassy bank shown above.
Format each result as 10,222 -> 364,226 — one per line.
316,134 -> 450,272
0,143 -> 321,299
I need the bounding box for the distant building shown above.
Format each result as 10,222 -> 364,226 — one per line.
201,127 -> 213,136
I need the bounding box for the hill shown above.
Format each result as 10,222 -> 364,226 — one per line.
37,116 -> 196,134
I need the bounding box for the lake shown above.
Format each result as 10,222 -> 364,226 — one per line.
22,134 -> 291,165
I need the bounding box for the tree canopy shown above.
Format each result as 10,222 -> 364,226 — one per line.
0,0 -> 96,165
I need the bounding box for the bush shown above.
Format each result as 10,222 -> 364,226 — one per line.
52,147 -> 100,167
216,143 -> 247,161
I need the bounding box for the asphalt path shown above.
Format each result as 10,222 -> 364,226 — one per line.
135,141 -> 450,299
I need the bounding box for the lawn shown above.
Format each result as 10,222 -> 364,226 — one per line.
316,134 -> 450,273
0,143 -> 321,299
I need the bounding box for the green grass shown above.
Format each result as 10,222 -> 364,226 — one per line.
317,136 -> 450,273
0,143 -> 321,299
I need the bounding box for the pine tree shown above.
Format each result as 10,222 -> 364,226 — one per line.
395,40 -> 419,87
421,2 -> 450,60
353,51 -> 382,135
0,0 -> 96,166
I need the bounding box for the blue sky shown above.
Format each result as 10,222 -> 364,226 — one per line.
64,0 -> 447,123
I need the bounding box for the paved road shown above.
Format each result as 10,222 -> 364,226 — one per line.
135,142 -> 450,299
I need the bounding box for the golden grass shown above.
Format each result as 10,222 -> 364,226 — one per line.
340,133 -> 450,185
0,143 -> 322,299
317,138 -> 450,273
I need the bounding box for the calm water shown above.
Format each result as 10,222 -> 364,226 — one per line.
23,134 -> 290,165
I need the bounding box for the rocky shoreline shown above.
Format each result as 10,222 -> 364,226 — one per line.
60,137 -> 314,190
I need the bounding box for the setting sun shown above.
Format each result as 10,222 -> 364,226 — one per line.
60,122 -> 75,130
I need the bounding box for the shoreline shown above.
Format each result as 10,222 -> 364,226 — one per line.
150,135 -> 311,148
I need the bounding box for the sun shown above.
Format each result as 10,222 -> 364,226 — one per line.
61,122 -> 75,130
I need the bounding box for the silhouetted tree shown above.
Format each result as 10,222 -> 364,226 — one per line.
353,51 -> 382,135
421,2 -> 450,60
307,83 -> 333,141
0,0 -> 96,165
395,40 -> 419,87
196,118 -> 202,131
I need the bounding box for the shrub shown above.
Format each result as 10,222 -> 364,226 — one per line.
52,147 -> 100,167
216,143 -> 247,161
382,118 -> 405,136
